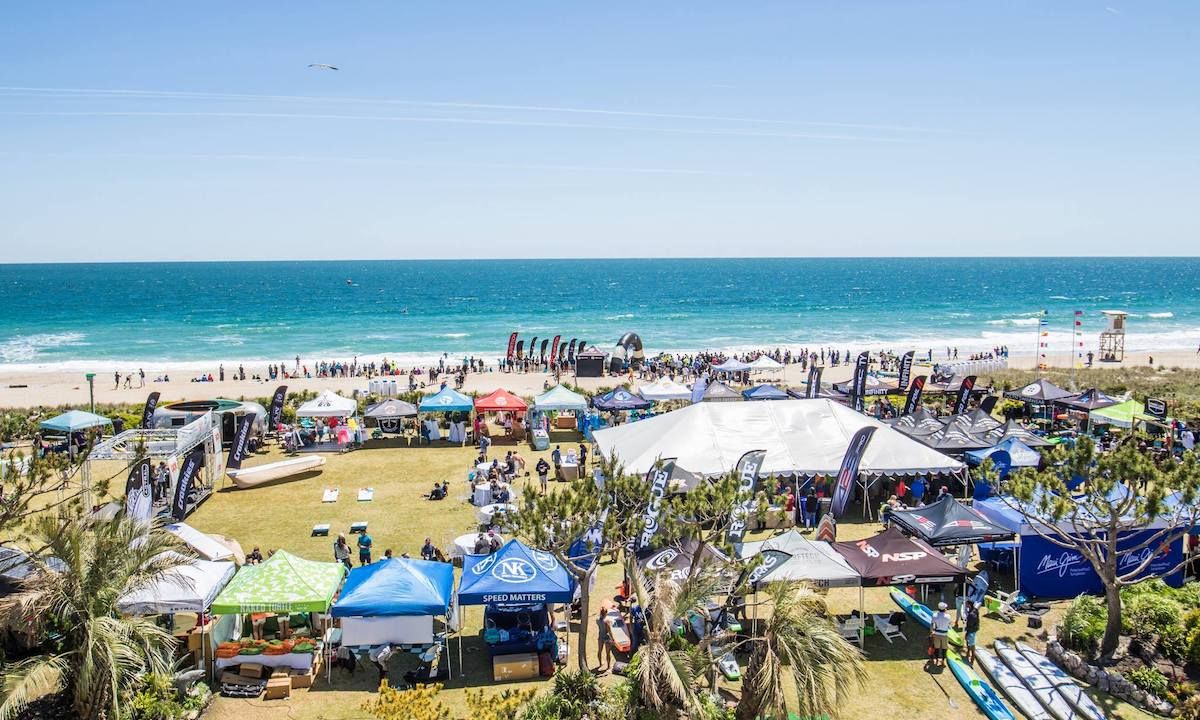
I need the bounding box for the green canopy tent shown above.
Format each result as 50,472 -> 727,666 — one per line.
1089,399 -> 1170,429
210,550 -> 345,614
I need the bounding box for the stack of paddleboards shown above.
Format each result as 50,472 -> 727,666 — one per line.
981,641 -> 1107,720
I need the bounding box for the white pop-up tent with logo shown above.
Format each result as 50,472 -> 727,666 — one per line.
296,390 -> 357,418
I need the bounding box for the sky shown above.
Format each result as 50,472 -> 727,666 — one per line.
0,1 -> 1197,262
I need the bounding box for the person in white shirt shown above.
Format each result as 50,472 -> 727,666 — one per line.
930,601 -> 952,668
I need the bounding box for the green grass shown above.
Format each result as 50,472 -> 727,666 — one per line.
188,434 -> 1155,720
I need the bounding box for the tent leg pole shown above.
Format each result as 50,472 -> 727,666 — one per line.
859,586 -> 865,647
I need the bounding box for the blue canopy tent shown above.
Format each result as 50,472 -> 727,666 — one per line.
419,386 -> 474,445
333,558 -> 455,617
966,437 -> 1042,498
742,384 -> 789,401
592,388 -> 652,412
39,410 -> 112,433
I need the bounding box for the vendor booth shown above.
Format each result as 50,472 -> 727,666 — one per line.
637,378 -> 693,403
296,390 -> 361,450
529,385 -> 588,449
1089,399 -> 1170,429
475,389 -> 528,441
119,554 -> 236,615
701,381 -> 743,403
736,530 -> 859,589
1004,378 -> 1073,404
887,495 -> 1015,547
419,386 -> 474,443
39,410 -> 113,459
832,527 -> 966,586
888,406 -> 945,438
363,399 -> 418,435
574,347 -> 608,378
637,539 -> 735,590
742,384 -> 789,401
592,388 -> 652,412
712,358 -> 751,374
964,437 -> 1041,471
748,355 -> 784,374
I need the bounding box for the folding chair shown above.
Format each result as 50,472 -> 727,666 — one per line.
985,590 -> 1021,621
838,616 -> 864,646
871,611 -> 908,644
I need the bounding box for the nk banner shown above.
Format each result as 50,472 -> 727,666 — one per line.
124,457 -> 153,523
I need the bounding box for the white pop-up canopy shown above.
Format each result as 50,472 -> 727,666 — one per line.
637,378 -> 693,402
592,398 -> 963,478
297,390 -> 357,418
737,530 -> 860,588
748,356 -> 784,371
712,358 -> 751,372
165,522 -> 234,562
533,384 -> 588,412
117,553 -> 237,615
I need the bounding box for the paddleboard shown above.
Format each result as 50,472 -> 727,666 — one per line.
889,589 -> 964,647
604,608 -> 632,653
228,455 -> 326,488
947,649 -> 1018,720
1016,643 -> 1106,720
995,641 -> 1077,720
977,647 -> 1053,720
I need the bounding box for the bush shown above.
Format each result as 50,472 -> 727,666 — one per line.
1125,667 -> 1169,697
1160,624 -> 1190,663
1123,594 -> 1182,642
1061,595 -> 1107,655
1189,628 -> 1200,666
1178,693 -> 1200,720
127,673 -> 185,720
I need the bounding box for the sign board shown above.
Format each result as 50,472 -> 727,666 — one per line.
1146,397 -> 1168,421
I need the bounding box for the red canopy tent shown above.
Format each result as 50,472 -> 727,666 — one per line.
474,389 -> 528,413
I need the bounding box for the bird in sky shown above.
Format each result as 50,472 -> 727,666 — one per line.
307,63 -> 339,71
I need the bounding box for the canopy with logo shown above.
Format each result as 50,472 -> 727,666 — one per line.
1089,399 -> 1169,429
592,387 -> 652,412
965,437 -> 1042,469
736,530 -> 859,588
636,539 -> 734,590
296,390 -> 357,418
332,558 -> 455,617
1056,387 -> 1119,412
533,384 -> 588,412
741,384 -> 789,401
364,398 -> 419,419
833,375 -> 897,397
831,527 -> 966,586
980,419 -> 1054,448
457,540 -> 575,605
39,409 -> 112,433
1004,378 -> 1074,403
887,407 -> 945,438
118,553 -> 237,615
887,495 -> 1016,547
474,389 -> 528,413
419,386 -> 474,413
210,550 -> 345,614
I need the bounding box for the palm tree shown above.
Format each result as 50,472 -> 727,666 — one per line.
737,582 -> 867,720
0,513 -> 189,720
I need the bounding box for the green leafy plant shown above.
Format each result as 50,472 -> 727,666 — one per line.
1125,667 -> 1169,697
1123,594 -> 1182,642
1060,595 -> 1107,655
1160,624 -> 1190,663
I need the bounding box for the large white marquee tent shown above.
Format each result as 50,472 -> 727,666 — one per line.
592,399 -> 963,478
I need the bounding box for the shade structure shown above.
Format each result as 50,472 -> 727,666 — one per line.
916,427 -> 994,453
747,355 -> 784,371
118,554 -> 236,615
165,522 -> 234,561
887,495 -> 1016,547
592,387 -> 652,412
1089,399 -> 1165,428
0,547 -> 66,582
702,381 -> 743,402
965,437 -> 1041,468
636,539 -> 733,585
888,407 -> 945,438
419,386 -> 474,413
831,527 -> 966,586
943,408 -> 1003,436
1004,378 -> 1073,403
592,399 -> 964,478
637,378 -> 693,403
742,384 -> 789,401
296,390 -> 357,418
332,558 -> 454,617
980,419 -> 1053,448
833,375 -> 897,396
210,550 -> 345,614
712,358 -> 751,372
1057,387 -> 1118,412
39,409 -> 112,433
457,540 -> 575,605
736,530 -> 859,588
474,389 -> 528,413
364,398 -> 419,419
533,384 -> 588,412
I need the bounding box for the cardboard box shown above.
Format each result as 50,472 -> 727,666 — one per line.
239,662 -> 265,679
290,669 -> 314,689
271,670 -> 290,679
187,629 -> 204,652
264,676 -> 291,700
493,652 -> 539,682
220,672 -> 261,687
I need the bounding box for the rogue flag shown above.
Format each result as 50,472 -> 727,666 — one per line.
124,457 -> 153,523
268,385 -> 287,430
830,427 -> 876,518
506,332 -> 518,363
140,392 -> 160,429
851,352 -> 869,412
637,459 -> 677,551
726,450 -> 767,545
744,549 -> 794,589
897,351 -> 915,392
172,448 -> 204,521
953,375 -> 977,415
226,415 -> 254,471
903,375 -> 927,416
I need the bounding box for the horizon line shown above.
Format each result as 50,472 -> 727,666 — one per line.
1,255 -> 1198,266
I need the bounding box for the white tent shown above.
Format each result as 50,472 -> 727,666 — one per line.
296,390 -> 357,418
637,378 -> 693,402
592,399 -> 963,478
748,356 -> 784,372
712,358 -> 751,372
532,384 -> 588,412
117,553 -> 237,615
165,522 -> 234,562
737,530 -> 860,588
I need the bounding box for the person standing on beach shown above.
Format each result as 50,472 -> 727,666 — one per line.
114,371 -> 120,389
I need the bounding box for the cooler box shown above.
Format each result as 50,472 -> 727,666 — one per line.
493,652 -> 539,682
531,429 -> 549,451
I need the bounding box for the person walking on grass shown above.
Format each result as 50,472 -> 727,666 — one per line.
595,609 -> 613,673
536,457 -> 550,493
962,599 -> 980,664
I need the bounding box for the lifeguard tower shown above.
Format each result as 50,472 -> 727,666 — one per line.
1098,310 -> 1127,363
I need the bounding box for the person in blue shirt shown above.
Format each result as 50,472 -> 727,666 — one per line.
357,531 -> 373,565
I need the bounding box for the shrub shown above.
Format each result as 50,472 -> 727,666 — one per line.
1160,624 -> 1190,663
1061,595 -> 1107,655
1125,667 -> 1169,697
1189,628 -> 1200,666
1178,693 -> 1200,720
1123,594 -> 1182,642
127,673 -> 185,720
1184,608 -> 1200,633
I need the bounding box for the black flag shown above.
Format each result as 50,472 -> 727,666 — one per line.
953,375 -> 977,415
851,352 -> 869,412
897,351 -> 915,393
268,385 -> 287,430
226,415 -> 254,471
903,375 -> 927,416
172,449 -> 204,521
637,459 -> 676,551
516,340 -> 525,359
831,427 -> 876,518
124,458 -> 153,522
529,337 -> 538,361
980,394 -> 998,414
727,450 -> 767,545
140,392 -> 160,429
805,365 -> 823,399
539,339 -> 549,362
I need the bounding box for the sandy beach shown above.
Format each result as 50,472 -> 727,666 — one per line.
2,348 -> 1198,409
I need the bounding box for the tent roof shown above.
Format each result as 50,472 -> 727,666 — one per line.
475,389 -> 528,413
742,384 -> 789,401
296,390 -> 357,417
364,398 -> 419,419
737,531 -> 859,588
887,496 -> 1017,546
164,522 -> 234,562
712,358 -> 751,372
831,527 -> 966,585
1004,378 -> 1074,403
965,437 -> 1042,468
702,381 -> 743,402
833,375 -> 897,396
0,547 -> 66,582
575,346 -> 608,359
533,385 -> 588,412
332,558 -> 454,617
210,550 -> 345,614
888,407 -> 945,437
748,356 -> 784,371
593,387 -> 652,411
1089,399 -> 1165,428
916,427 -> 994,452
1057,387 -> 1119,411
118,554 -> 236,615
39,409 -> 112,433
981,419 -> 1053,448
637,378 -> 693,402
636,539 -> 733,586
458,540 -> 575,605
593,399 -> 964,478
419,386 -> 474,412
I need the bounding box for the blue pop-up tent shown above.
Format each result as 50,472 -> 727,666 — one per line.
965,437 -> 1041,468
332,558 -> 455,617
592,388 -> 652,412
457,540 -> 575,605
742,384 -> 789,401
419,386 -> 474,413
39,410 -> 112,433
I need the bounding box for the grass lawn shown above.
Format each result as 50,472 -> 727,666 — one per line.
184,434 -> 1155,720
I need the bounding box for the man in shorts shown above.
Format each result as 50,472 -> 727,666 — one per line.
962,599 -> 980,663
357,530 -> 373,566
930,601 -> 952,668
595,609 -> 613,673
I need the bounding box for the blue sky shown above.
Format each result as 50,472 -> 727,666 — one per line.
1,1 -> 1196,261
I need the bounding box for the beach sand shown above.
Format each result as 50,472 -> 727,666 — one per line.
2,349 -> 1198,409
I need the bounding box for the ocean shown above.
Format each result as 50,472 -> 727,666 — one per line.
1,258 -> 1197,370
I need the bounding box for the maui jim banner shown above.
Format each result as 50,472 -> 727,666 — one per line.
1019,530 -> 1184,598
726,450 -> 767,545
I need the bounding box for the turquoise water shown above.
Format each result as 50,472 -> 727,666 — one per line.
1,258 -> 1197,369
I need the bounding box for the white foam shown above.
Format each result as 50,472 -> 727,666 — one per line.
0,332 -> 89,363
1148,312 -> 1174,319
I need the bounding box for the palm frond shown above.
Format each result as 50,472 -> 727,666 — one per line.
0,654 -> 69,720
